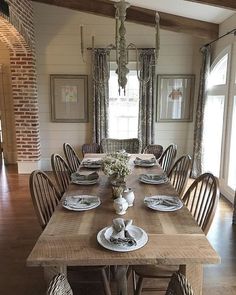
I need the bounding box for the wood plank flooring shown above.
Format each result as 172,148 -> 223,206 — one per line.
0,163 -> 236,294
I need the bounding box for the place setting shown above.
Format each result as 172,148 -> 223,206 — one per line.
144,195 -> 183,212
134,156 -> 156,167
97,218 -> 148,252
82,158 -> 102,168
71,171 -> 99,185
63,195 -> 101,211
139,173 -> 169,184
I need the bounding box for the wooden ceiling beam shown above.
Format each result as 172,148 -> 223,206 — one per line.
31,0 -> 218,39
185,0 -> 236,10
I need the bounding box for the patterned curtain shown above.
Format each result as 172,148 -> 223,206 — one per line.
92,49 -> 110,144
191,46 -> 211,178
138,49 -> 156,149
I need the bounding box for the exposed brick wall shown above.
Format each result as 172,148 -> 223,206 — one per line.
7,0 -> 35,49
0,0 -> 40,164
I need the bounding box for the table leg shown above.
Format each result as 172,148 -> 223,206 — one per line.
43,265 -> 67,284
179,264 -> 203,295
116,265 -> 128,295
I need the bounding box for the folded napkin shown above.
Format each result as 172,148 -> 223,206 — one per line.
135,157 -> 156,164
109,218 -> 137,247
71,171 -> 99,181
142,173 -> 167,181
64,196 -> 98,208
144,196 -> 180,207
83,158 -> 102,165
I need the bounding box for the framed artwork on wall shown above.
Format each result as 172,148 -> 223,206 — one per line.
50,74 -> 88,122
157,74 -> 195,122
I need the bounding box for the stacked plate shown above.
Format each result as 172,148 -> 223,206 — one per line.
97,225 -> 148,252
144,195 -> 183,211
139,173 -> 168,184
63,195 -> 101,211
82,158 -> 102,168
134,157 -> 156,167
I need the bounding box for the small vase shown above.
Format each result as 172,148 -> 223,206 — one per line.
110,178 -> 126,199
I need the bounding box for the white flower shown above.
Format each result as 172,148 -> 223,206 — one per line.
102,152 -> 130,179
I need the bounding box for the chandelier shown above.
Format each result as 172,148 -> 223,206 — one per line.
81,0 -> 160,94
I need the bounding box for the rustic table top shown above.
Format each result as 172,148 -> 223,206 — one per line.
27,154 -> 220,267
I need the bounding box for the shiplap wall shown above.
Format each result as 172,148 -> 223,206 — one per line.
33,2 -> 203,170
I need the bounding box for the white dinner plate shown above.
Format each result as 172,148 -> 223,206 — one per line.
144,195 -> 183,212
139,174 -> 168,184
63,195 -> 101,211
97,225 -> 148,252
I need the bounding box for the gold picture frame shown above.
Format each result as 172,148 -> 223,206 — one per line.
50,74 -> 88,123
157,74 -> 195,122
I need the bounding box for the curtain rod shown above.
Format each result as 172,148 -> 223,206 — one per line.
87,47 -> 155,50
203,28 -> 236,48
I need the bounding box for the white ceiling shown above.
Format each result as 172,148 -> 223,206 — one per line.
121,0 -> 235,23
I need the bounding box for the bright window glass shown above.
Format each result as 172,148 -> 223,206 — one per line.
228,96 -> 236,189
202,95 -> 225,177
208,54 -> 228,88
108,71 -> 139,138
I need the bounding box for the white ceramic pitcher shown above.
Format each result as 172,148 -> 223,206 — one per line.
123,188 -> 135,207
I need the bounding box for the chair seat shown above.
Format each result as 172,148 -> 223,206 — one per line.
133,265 -> 179,278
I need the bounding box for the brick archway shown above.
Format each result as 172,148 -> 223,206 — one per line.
0,6 -> 40,172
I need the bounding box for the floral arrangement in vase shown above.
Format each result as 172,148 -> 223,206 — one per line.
102,152 -> 131,199
102,152 -> 130,182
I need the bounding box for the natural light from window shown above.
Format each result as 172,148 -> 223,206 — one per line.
202,95 -> 225,177
228,96 -> 236,189
108,71 -> 139,139
208,54 -> 228,88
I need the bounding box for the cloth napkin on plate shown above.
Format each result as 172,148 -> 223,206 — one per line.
83,158 -> 102,165
109,218 -> 137,247
142,173 -> 167,182
64,196 -> 99,208
71,171 -> 99,181
135,157 -> 156,164
144,196 -> 180,207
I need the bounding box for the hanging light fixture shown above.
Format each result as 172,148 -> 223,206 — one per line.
81,0 -> 160,94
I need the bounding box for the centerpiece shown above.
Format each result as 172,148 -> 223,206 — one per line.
102,152 -> 131,198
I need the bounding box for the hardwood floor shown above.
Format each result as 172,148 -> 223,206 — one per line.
0,163 -> 236,294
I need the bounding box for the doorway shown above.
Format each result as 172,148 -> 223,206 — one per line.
0,61 -> 17,164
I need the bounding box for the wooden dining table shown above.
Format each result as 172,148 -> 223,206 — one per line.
27,154 -> 220,295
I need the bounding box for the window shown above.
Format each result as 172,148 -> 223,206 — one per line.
108,71 -> 139,138
228,96 -> 236,189
208,53 -> 228,88
202,95 -> 225,177
202,52 -> 229,177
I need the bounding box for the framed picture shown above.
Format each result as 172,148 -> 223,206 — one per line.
50,74 -> 88,122
157,74 -> 195,122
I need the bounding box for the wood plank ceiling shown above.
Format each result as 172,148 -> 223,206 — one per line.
31,0 -> 219,40
185,0 -> 236,10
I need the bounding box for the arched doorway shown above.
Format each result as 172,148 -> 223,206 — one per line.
0,2 -> 40,173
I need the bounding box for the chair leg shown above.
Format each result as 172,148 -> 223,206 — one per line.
132,270 -> 137,295
134,276 -> 144,295
110,265 -> 117,279
101,268 -> 112,295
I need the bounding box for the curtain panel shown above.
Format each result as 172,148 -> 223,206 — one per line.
138,49 -> 156,149
192,46 -> 211,178
92,49 -> 110,144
